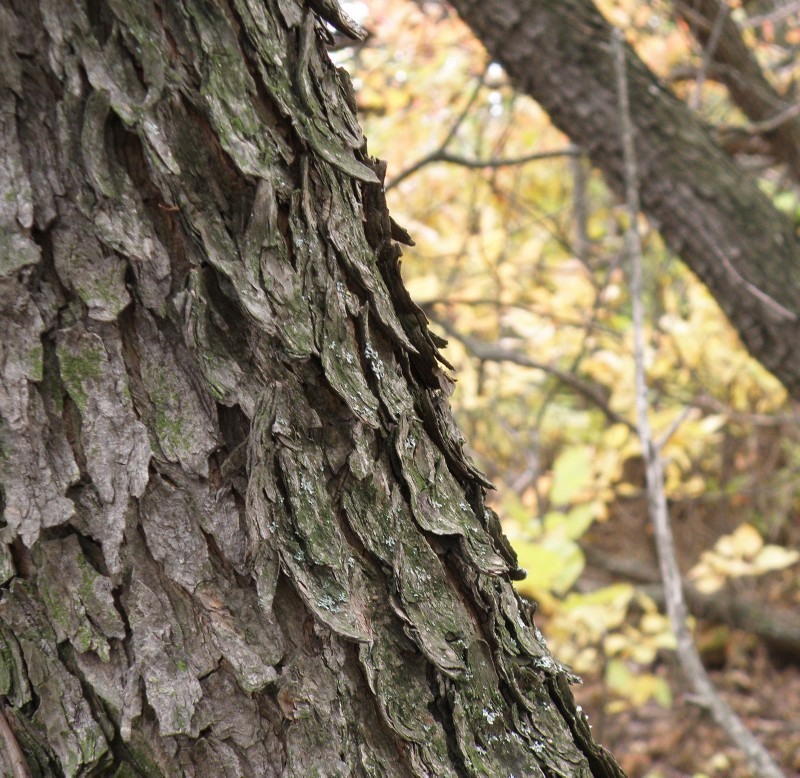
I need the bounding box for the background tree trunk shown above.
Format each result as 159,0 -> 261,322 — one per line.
0,1 -> 623,775
449,0 -> 800,401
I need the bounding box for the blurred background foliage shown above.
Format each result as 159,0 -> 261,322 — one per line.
334,1 -> 800,774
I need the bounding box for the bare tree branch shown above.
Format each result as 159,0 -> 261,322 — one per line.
741,0 -> 800,28
571,151 -> 591,264
387,146 -> 579,191
423,297 -> 623,335
429,314 -> 635,431
614,28 -> 786,778
742,99 -> 800,135
384,52 -> 579,192
689,0 -> 729,110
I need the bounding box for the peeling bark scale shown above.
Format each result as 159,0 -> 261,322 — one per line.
0,1 -> 623,776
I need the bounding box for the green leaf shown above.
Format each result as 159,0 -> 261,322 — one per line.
564,502 -> 597,539
515,536 -> 585,597
550,446 -> 593,504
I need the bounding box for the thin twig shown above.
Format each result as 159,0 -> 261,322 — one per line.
711,244 -> 797,321
441,69 -> 486,150
385,59 -> 580,191
613,28 -> 786,778
385,70 -> 485,191
741,0 -> 800,28
422,297 -> 622,335
655,405 -> 694,452
430,314 -> 635,431
387,147 -> 579,191
688,392 -> 799,427
690,0 -> 728,111
570,150 -> 591,264
742,100 -> 800,136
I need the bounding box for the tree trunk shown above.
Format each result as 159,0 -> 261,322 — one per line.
449,0 -> 800,401
0,1 -> 623,775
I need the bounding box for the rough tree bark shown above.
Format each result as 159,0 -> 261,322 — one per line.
0,0 -> 624,775
448,0 -> 800,401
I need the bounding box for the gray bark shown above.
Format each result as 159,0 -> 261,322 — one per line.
0,1 -> 623,775
448,0 -> 800,401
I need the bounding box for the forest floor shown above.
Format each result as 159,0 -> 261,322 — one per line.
561,497 -> 800,777
574,638 -> 800,777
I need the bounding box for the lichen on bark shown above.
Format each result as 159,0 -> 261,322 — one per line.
0,0 -> 623,775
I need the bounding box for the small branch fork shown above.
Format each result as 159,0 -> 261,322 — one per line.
385,67 -> 578,191
612,28 -> 786,778
386,146 -> 580,191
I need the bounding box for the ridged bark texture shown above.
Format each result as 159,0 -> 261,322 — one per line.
0,1 -> 623,776
449,0 -> 800,400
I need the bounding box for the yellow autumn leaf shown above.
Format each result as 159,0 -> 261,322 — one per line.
751,544 -> 800,575
514,536 -> 585,598
716,523 -> 762,559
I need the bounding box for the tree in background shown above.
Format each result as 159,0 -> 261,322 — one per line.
0,0 -> 625,776
451,0 -> 800,396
